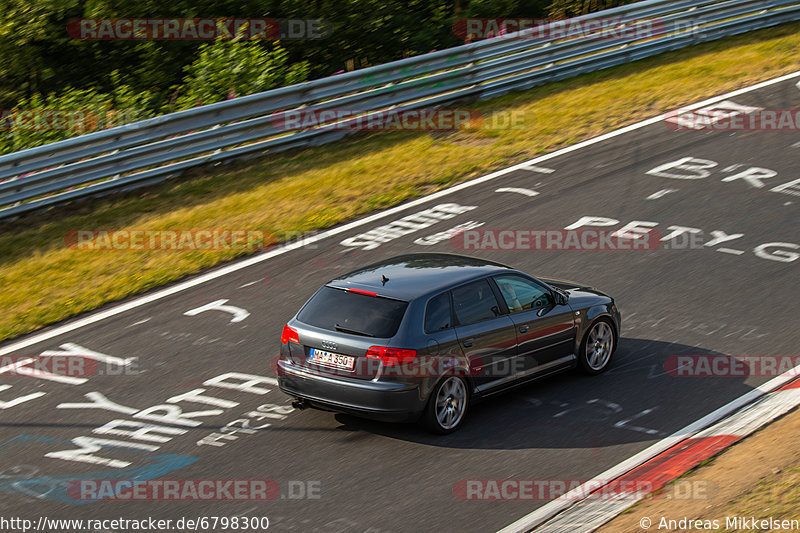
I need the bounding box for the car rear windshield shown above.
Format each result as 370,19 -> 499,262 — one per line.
296,286 -> 409,338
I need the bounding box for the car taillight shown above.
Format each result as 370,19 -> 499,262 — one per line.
281,324 -> 299,344
346,288 -> 378,297
365,346 -> 417,366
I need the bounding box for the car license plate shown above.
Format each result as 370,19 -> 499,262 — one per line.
308,348 -> 355,370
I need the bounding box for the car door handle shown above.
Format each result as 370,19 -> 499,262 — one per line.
462,338 -> 474,348
519,325 -> 529,333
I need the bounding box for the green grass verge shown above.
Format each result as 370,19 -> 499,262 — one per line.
2,22 -> 800,342
721,466 -> 800,531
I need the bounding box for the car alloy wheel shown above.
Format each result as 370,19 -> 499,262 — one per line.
579,319 -> 615,375
424,376 -> 468,434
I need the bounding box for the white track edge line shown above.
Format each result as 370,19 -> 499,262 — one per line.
2,69 -> 799,358
498,366 -> 800,533
536,387 -> 800,532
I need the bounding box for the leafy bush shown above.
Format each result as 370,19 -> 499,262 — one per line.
170,39 -> 309,110
0,71 -> 152,154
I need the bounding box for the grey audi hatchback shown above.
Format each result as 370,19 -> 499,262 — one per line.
277,253 -> 620,433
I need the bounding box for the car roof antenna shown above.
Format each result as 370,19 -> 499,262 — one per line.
381,275 -> 389,285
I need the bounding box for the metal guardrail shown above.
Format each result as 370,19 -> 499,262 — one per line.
1,0 -> 798,220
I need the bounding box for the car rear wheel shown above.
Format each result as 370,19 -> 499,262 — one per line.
422,376 -> 469,434
577,318 -> 615,375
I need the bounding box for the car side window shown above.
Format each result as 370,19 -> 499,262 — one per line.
494,275 -> 553,314
451,279 -> 502,326
424,292 -> 452,333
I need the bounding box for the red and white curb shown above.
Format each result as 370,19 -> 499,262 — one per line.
499,371 -> 800,533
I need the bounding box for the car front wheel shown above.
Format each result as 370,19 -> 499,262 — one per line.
422,376 -> 469,434
577,318 -> 615,375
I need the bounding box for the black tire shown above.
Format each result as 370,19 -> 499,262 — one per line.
422,376 -> 469,434
577,318 -> 616,375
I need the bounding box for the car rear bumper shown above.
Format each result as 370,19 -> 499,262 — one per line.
277,360 -> 426,422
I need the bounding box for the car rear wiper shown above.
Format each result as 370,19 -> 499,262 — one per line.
335,324 -> 375,337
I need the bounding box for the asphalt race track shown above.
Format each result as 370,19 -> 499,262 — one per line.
1,74 -> 799,533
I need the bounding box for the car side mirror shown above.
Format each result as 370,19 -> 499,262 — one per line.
554,291 -> 569,306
